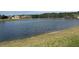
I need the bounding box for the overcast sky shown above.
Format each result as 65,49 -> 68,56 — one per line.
0,0 -> 79,15
0,11 -> 53,15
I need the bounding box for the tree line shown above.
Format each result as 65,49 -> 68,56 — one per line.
0,15 -> 8,19
31,11 -> 79,19
0,11 -> 79,19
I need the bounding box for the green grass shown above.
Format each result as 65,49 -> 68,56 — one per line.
0,18 -> 32,22
0,26 -> 79,47
0,19 -> 17,22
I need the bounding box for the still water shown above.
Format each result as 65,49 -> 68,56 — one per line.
0,18 -> 79,41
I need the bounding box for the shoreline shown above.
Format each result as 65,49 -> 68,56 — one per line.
0,18 -> 79,22
0,18 -> 32,22
0,26 -> 79,47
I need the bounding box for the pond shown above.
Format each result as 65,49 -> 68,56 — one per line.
0,18 -> 79,41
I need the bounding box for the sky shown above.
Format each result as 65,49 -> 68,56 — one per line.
0,0 -> 79,15
0,0 -> 79,11
0,11 -> 53,15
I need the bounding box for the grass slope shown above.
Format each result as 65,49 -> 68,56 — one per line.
0,27 -> 79,47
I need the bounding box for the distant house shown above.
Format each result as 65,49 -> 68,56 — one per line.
73,15 -> 79,19
77,16 -> 79,19
8,15 -> 32,19
20,15 -> 32,19
75,16 -> 79,19
12,16 -> 20,19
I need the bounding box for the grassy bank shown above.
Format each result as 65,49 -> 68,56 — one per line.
0,26 -> 79,47
0,18 -> 32,22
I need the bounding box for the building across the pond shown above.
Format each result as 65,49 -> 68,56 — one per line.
9,15 -> 32,19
